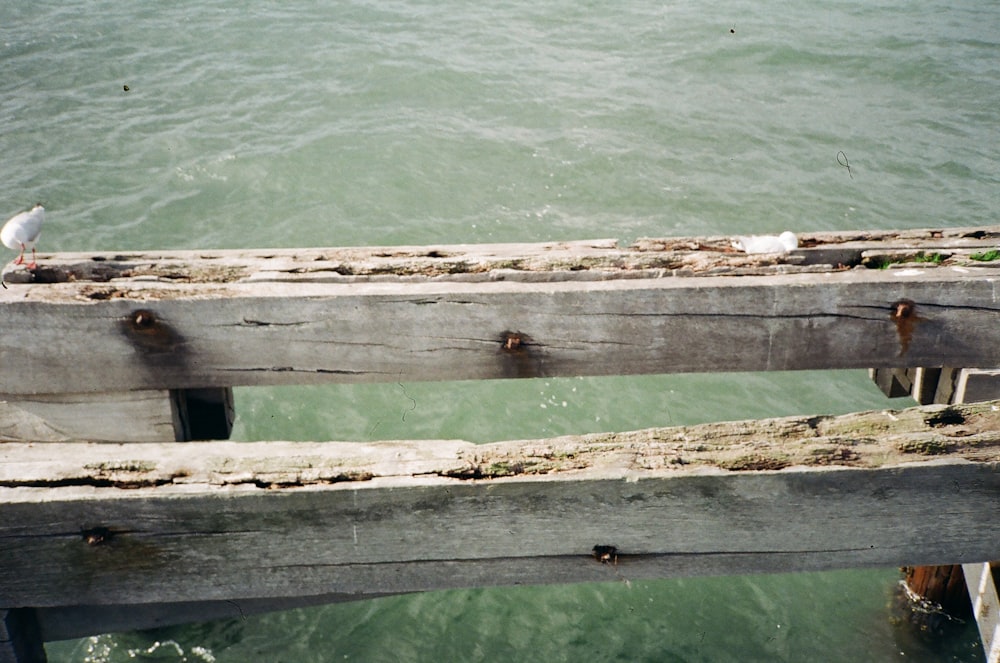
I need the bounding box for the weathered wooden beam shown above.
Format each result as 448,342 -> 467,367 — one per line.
2,229 -> 999,396
869,367 -> 916,399
1,400 -> 998,625
0,388 -> 234,442
0,391 -> 179,442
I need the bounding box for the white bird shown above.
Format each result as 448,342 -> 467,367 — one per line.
732,230 -> 798,254
1,204 -> 45,269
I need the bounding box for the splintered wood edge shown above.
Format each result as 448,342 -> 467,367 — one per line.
2,400 -> 998,498
3,225 -> 998,287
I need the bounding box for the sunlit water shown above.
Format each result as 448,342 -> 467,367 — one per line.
3,0 -> 997,660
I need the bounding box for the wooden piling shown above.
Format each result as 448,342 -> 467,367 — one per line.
904,565 -> 969,616
0,610 -> 45,663
897,565 -> 970,636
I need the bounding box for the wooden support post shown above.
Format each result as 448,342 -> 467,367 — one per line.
881,366 -> 1000,646
955,369 -> 1000,404
931,367 -> 959,405
172,388 -> 234,441
897,565 -> 970,636
910,367 -> 943,405
964,562 -> 1000,663
0,609 -> 46,663
869,367 -> 914,399
902,565 -> 969,615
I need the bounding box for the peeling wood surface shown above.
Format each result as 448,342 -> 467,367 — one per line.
1,228 -> 999,396
3,401 -> 999,490
1,401 -> 999,610
3,226 -> 999,286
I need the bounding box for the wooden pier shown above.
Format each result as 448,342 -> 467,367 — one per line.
2,225 -> 999,661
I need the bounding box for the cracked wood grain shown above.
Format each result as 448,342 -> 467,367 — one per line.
1,400 -> 999,611
3,401 -> 998,490
1,266 -> 998,395
2,225 -> 998,396
4,226 -> 998,286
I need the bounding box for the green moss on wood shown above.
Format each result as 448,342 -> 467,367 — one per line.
717,454 -> 791,472
896,437 -> 956,455
970,249 -> 1000,262
84,461 -> 157,473
912,251 -> 945,264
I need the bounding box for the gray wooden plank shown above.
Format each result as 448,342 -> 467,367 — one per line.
2,401 -> 999,611
0,389 -> 235,443
1,265 -> 999,396
956,369 -> 1000,404
933,367 -> 960,404
3,227 -> 999,396
0,391 -> 179,442
5,225 -> 998,286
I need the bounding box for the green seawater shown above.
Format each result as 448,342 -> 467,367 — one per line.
3,0 -> 997,660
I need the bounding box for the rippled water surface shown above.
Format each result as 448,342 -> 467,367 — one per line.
3,0 -> 997,660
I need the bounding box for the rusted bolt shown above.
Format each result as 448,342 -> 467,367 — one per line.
890,299 -> 921,357
891,299 -> 915,321
131,309 -> 156,330
592,545 -> 618,565
122,308 -> 184,355
497,331 -> 540,379
82,527 -> 114,546
501,332 -> 523,351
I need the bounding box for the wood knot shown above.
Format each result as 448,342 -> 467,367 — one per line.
122,308 -> 184,355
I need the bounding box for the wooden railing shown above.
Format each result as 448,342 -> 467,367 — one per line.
2,225 -> 999,661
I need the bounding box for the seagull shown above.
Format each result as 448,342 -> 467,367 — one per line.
732,230 -> 798,254
1,204 -> 45,269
